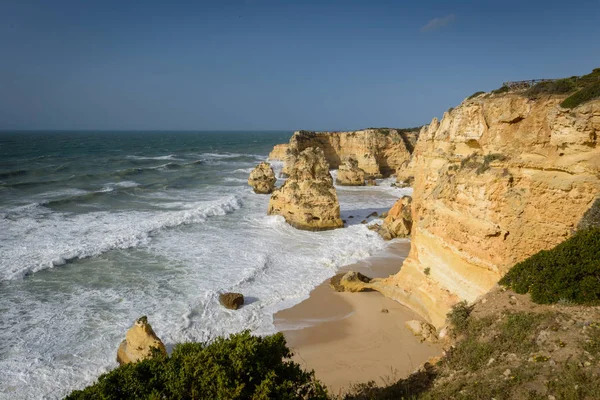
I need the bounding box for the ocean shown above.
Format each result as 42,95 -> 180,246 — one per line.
0,131 -> 410,399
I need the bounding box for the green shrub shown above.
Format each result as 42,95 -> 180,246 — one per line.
492,85 -> 510,95
467,91 -> 486,100
66,331 -> 328,400
424,267 -> 431,276
525,78 -> 577,98
561,80 -> 600,109
447,301 -> 474,334
476,153 -> 506,174
577,198 -> 600,230
499,228 -> 600,305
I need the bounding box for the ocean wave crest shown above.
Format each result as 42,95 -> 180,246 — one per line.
0,195 -> 243,281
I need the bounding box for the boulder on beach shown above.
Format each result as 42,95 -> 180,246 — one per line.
248,162 -> 277,194
330,271 -> 372,292
405,319 -> 438,342
268,147 -> 343,231
219,292 -> 244,310
117,316 -> 166,365
336,158 -> 365,186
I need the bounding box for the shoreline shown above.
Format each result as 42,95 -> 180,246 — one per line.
274,241 -> 442,395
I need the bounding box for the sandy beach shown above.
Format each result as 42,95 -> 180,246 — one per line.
274,241 -> 442,395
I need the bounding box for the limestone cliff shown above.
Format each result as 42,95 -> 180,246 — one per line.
278,128 -> 418,178
375,93 -> 600,327
268,147 -> 343,231
268,144 -> 289,161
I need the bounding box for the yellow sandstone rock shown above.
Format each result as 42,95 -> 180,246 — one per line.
277,129 -> 418,178
268,147 -> 343,231
248,162 -> 276,194
379,195 -> 412,240
116,316 -> 166,365
374,94 -> 600,327
268,144 -> 289,161
336,157 -> 365,186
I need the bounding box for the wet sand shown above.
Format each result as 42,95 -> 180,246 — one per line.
274,241 -> 442,395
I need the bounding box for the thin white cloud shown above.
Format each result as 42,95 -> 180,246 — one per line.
420,14 -> 456,32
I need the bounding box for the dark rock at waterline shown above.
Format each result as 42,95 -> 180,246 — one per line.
219,292 -> 244,310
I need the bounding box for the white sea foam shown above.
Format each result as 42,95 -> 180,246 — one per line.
0,194 -> 243,281
0,156 -> 409,399
126,154 -> 180,161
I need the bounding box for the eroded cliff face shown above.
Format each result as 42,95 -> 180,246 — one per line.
268,144 -> 289,161
376,93 -> 600,327
279,129 -> 418,178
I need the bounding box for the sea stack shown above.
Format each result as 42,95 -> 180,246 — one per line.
268,147 -> 343,231
335,157 -> 365,186
116,316 -> 167,365
248,162 -> 277,194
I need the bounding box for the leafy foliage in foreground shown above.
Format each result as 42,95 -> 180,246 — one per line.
499,228 -> 600,305
66,331 -> 327,400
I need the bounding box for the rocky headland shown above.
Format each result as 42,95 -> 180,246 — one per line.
368,92 -> 600,327
272,128 -> 419,178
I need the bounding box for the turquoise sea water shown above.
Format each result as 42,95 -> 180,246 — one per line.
0,131 -> 409,399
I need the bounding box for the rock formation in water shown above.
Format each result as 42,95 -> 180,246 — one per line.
268,143 -> 289,161
378,195 -> 412,240
248,162 -> 277,194
219,292 -> 244,310
117,316 -> 167,365
335,157 -> 365,186
370,92 -> 600,327
268,147 -> 344,231
276,128 -> 419,178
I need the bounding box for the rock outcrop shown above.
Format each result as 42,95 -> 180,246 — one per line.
219,292 -> 244,310
268,144 -> 289,161
405,319 -> 438,342
335,158 -> 365,186
372,93 -> 600,327
117,316 -> 166,365
378,196 -> 412,240
248,162 -> 276,194
277,128 -> 419,178
329,271 -> 372,292
268,147 -> 343,231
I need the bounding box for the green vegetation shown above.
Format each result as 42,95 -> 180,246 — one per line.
525,78 -> 577,97
491,85 -> 510,95
66,331 -> 327,400
467,91 -> 486,100
423,267 -> 431,276
578,198 -> 600,230
561,80 -> 600,108
476,153 -> 507,174
446,300 -> 473,335
499,228 -> 600,305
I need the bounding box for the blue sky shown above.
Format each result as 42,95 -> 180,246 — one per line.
1,0 -> 599,130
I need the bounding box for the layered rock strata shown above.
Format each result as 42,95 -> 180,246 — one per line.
248,162 -> 276,194
374,94 -> 600,327
278,128 -> 418,178
268,147 -> 344,231
335,158 -> 365,186
117,316 -> 166,365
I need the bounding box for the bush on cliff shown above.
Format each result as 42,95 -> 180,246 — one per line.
499,228 -> 600,305
66,331 -> 328,400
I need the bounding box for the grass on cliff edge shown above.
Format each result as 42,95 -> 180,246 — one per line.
66,330 -> 328,400
499,228 -> 600,305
